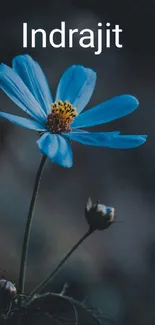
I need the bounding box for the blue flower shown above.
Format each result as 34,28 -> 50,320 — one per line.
0,55 -> 147,168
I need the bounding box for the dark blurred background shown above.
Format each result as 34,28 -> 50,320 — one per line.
0,0 -> 155,324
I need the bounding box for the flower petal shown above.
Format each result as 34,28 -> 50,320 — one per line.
65,131 -> 120,146
55,65 -> 96,114
13,55 -> 53,115
72,95 -> 139,128
37,132 -> 73,168
102,135 -> 147,148
0,64 -> 46,123
0,112 -> 47,131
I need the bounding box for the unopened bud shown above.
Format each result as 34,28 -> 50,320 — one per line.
85,197 -> 115,231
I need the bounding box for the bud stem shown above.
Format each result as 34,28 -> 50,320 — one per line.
24,227 -> 95,305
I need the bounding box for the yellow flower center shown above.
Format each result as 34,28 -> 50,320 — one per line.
47,100 -> 78,134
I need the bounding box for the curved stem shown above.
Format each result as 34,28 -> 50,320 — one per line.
18,154 -> 47,300
25,227 -> 94,305
25,292 -> 102,325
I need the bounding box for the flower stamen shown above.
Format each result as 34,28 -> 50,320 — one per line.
47,100 -> 77,133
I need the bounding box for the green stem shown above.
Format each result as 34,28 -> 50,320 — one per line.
18,154 -> 47,302
25,227 -> 95,305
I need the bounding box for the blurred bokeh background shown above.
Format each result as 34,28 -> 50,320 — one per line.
0,0 -> 155,324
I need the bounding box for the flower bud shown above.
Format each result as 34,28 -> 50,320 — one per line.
85,197 -> 115,231
0,279 -> 17,296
